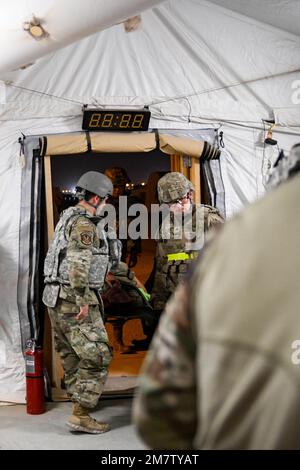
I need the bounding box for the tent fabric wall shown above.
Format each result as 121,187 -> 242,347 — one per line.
0,0 -> 165,75
159,133 -> 204,158
2,0 -> 299,124
91,133 -> 157,154
0,0 -> 299,402
44,131 -> 220,158
45,133 -> 88,155
0,119 -> 84,403
0,120 -> 220,403
0,156 -> 24,403
19,138 -> 44,337
45,132 -> 157,155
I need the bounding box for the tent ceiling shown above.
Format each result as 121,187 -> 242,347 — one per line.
207,0 -> 300,37
1,0 -> 299,127
0,0 -> 165,75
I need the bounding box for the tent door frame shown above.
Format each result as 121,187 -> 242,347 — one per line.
43,150 -> 201,388
44,155 -> 62,388
170,154 -> 201,203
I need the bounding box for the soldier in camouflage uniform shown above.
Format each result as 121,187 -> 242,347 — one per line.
102,261 -> 157,352
104,166 -> 142,267
151,172 -> 224,312
133,144 -> 300,449
42,171 -> 118,434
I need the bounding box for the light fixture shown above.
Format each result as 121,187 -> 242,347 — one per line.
264,123 -> 277,146
123,15 -> 142,32
23,16 -> 49,41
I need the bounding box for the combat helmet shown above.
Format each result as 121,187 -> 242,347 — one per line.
157,172 -> 194,203
104,167 -> 131,187
76,171 -> 113,198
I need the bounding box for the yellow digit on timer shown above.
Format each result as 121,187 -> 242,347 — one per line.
102,114 -> 114,127
89,113 -> 101,127
132,114 -> 144,128
119,114 -> 131,128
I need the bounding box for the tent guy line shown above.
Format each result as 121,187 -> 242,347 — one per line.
150,67 -> 300,106
5,65 -> 299,117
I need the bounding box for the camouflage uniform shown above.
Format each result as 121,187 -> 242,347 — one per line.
102,261 -> 156,342
133,282 -> 196,449
43,205 -> 112,409
151,173 -> 224,310
267,143 -> 300,190
104,166 -> 142,267
133,169 -> 300,449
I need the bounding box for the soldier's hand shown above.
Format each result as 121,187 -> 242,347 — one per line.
76,304 -> 89,321
106,272 -> 116,283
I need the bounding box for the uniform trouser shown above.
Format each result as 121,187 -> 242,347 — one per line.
151,260 -> 190,311
105,303 -> 158,338
48,300 -> 112,409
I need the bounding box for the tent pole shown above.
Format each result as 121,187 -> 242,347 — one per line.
44,156 -> 54,240
189,158 -> 201,204
44,155 -> 64,390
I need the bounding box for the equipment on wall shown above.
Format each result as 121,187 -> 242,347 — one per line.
25,339 -> 45,415
273,149 -> 285,168
264,123 -> 277,146
123,15 -> 142,32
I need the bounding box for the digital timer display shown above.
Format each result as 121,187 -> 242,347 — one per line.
82,109 -> 151,132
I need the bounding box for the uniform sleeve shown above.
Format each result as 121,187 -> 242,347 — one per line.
66,216 -> 96,306
132,282 -> 197,449
203,206 -> 224,244
182,205 -> 205,252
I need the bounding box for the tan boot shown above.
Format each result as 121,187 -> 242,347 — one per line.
67,403 -> 110,434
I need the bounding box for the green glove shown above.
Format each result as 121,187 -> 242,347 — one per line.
138,288 -> 151,302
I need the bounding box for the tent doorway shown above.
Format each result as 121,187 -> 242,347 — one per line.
50,150 -> 171,280
13,130 -> 219,401
37,130 -> 216,397
43,150 -> 175,396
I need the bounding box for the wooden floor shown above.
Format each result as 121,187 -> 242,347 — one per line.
132,238 -> 156,285
107,320 -> 147,377
108,238 -> 156,377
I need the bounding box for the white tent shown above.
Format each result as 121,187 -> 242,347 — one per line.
0,0 -> 299,402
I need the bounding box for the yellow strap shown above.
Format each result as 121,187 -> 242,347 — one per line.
167,252 -> 195,262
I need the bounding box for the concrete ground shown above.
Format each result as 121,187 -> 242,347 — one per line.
0,398 -> 146,450
0,239 -> 155,451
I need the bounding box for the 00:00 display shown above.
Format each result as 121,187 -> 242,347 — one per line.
88,113 -> 145,128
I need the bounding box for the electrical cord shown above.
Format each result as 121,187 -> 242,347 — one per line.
5,82 -> 84,105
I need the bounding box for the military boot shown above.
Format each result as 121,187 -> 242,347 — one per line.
67,403 -> 110,434
131,336 -> 152,350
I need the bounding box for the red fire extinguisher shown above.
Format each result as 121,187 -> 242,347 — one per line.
25,339 -> 45,415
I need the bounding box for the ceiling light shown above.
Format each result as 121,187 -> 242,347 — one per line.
23,16 -> 49,41
123,15 -> 142,32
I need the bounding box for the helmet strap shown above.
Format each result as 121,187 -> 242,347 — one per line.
78,195 -> 103,215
